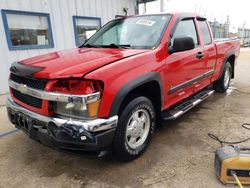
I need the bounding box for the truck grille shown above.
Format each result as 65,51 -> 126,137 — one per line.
10,74 -> 47,109
10,73 -> 48,90
12,89 -> 42,108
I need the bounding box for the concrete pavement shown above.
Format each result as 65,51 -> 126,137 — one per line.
0,94 -> 7,107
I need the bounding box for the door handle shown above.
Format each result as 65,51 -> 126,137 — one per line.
196,52 -> 204,59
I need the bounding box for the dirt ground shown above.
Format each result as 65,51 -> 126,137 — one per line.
1,49 -> 250,188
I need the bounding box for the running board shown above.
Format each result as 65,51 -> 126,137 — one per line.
162,89 -> 214,121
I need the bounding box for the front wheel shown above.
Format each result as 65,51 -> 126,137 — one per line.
213,62 -> 232,92
112,96 -> 155,161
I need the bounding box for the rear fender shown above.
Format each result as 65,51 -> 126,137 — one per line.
219,52 -> 236,79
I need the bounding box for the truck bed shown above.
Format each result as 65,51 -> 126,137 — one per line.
212,38 -> 240,81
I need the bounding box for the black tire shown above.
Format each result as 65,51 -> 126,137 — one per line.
213,62 -> 232,93
112,96 -> 156,161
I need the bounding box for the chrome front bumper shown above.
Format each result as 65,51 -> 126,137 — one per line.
6,96 -> 118,133
9,80 -> 100,103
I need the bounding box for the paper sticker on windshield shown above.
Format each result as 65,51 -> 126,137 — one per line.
136,19 -> 156,26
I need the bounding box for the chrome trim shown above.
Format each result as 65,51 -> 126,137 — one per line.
172,111 -> 183,118
170,90 -> 214,119
9,80 -> 100,104
6,96 -> 118,132
168,69 -> 215,95
163,89 -> 214,121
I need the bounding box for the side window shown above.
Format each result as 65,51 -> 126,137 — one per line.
172,19 -> 198,47
198,20 -> 212,45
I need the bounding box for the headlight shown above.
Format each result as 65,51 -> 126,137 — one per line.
51,79 -> 103,119
54,100 -> 100,119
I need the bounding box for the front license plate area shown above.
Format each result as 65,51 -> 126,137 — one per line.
13,112 -> 31,134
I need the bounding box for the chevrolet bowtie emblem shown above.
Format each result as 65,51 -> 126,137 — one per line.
18,84 -> 28,94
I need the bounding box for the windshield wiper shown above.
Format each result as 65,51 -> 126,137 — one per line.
103,43 -> 131,49
80,43 -> 131,49
80,44 -> 102,48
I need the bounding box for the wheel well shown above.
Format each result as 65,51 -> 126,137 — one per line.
226,55 -> 235,78
118,81 -> 162,125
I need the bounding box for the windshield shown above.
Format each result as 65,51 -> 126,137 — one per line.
84,15 -> 171,49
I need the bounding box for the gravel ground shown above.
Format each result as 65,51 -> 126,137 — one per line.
1,49 -> 250,188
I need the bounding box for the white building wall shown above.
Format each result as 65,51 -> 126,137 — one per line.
0,0 -> 137,94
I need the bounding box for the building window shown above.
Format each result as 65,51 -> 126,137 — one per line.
73,16 -> 101,46
1,10 -> 54,50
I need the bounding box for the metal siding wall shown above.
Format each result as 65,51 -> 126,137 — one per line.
0,0 -> 136,94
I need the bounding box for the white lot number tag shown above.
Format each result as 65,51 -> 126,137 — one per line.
136,19 -> 156,26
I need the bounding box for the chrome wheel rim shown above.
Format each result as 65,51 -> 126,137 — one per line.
125,109 -> 150,149
224,67 -> 230,88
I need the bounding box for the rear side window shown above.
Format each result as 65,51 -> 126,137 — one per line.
172,19 -> 198,46
199,20 -> 212,45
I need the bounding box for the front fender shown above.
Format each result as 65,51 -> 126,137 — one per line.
84,48 -> 166,118
109,72 -> 163,116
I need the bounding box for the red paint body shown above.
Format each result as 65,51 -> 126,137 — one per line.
13,13 -> 240,118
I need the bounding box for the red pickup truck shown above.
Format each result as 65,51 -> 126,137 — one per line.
7,13 -> 240,161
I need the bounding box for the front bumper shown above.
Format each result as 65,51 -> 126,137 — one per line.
6,97 -> 118,155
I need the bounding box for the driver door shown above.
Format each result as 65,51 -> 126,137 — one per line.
164,18 -> 204,107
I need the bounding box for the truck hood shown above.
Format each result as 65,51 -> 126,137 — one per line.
18,48 -> 148,79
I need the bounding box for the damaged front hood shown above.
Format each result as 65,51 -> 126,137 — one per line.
12,48 -> 148,79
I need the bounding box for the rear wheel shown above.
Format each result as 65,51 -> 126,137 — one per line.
112,96 -> 155,161
213,62 -> 232,92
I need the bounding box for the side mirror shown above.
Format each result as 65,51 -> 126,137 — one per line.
169,36 -> 195,54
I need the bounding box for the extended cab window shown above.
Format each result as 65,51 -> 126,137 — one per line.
84,15 -> 171,49
198,20 -> 212,45
172,19 -> 198,47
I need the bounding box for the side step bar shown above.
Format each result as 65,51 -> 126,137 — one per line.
162,89 -> 214,121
